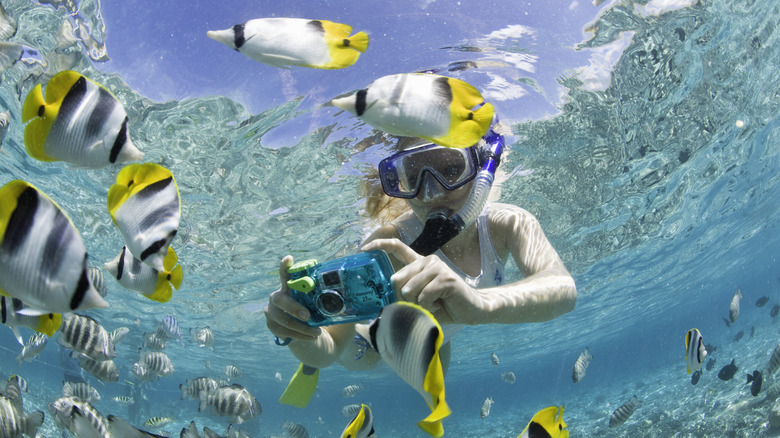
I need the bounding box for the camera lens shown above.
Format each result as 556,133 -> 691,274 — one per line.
316,290 -> 345,316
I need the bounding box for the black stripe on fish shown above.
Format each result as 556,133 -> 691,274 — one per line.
1,297 -> 6,324
86,87 -> 116,137
433,76 -> 454,105
139,206 -> 176,234
109,117 -> 129,163
233,24 -> 245,49
58,76 -> 89,125
140,231 -> 176,262
307,20 -> 325,35
527,421 -> 552,438
2,186 -> 38,254
355,89 -> 368,116
116,246 -> 126,280
69,259 -> 91,310
136,176 -> 173,199
41,209 -> 72,278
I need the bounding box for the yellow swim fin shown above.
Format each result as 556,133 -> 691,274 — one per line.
279,363 -> 319,408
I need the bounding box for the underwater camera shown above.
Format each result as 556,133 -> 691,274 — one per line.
287,250 -> 396,326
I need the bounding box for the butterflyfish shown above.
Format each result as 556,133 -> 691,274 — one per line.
22,70 -> 143,167
0,180 -> 108,314
684,328 -> 707,374
207,18 -> 368,70
330,73 -> 494,148
104,246 -> 183,303
341,403 -> 375,438
355,301 -> 450,437
107,163 -> 181,272
518,405 -> 568,438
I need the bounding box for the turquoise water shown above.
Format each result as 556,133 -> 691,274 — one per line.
0,0 -> 778,436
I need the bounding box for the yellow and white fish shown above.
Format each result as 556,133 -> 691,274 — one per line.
207,18 -> 368,70
1,296 -> 62,344
330,73 -> 494,148
0,180 -> 108,314
355,301 -> 450,437
108,163 -> 181,272
341,403 -> 374,438
685,328 -> 707,374
21,70 -> 143,167
518,405 -> 568,438
104,246 -> 183,303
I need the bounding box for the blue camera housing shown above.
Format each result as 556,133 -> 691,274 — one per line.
287,250 -> 396,327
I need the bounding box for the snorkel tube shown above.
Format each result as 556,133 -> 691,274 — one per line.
409,117 -> 505,256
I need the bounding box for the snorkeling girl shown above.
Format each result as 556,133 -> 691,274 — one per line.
265,121 -> 577,372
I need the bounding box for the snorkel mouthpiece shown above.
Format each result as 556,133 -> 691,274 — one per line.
409,209 -> 464,256
409,117 -> 505,256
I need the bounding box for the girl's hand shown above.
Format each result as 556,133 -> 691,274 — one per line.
362,239 -> 483,325
264,256 -> 322,341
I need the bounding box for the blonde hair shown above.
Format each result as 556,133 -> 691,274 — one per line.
360,167 -> 409,225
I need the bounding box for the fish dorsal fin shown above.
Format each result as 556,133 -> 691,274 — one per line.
44,70 -> 84,103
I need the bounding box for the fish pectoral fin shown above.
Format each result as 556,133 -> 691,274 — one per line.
15,307 -> 50,317
258,53 -> 299,68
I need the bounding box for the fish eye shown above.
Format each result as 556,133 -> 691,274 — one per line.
127,180 -> 134,186
38,105 -> 45,117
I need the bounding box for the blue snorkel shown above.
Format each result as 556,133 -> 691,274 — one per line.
409,117 -> 505,256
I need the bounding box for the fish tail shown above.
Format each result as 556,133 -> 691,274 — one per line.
36,313 -> 63,337
346,31 -> 369,53
148,279 -> 173,303
169,264 -> 183,290
417,401 -> 450,438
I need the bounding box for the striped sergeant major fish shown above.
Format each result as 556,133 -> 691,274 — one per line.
57,313 -> 116,361
62,381 -> 101,403
198,384 -> 261,424
0,296 -> 62,345
138,350 -> 174,378
355,301 -> 451,437
108,163 -> 181,272
21,70 -> 144,167
572,347 -> 593,383
104,245 -> 183,303
16,332 -> 48,365
609,395 -> 641,428
180,376 -> 220,400
73,352 -> 120,383
0,180 -> 109,314
191,326 -> 214,348
0,378 -> 44,438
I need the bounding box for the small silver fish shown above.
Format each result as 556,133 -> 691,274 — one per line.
572,347 -> 593,383
180,376 -> 220,400
109,327 -> 130,345
480,396 -> 494,418
112,396 -> 134,405
224,364 -> 242,380
144,416 -> 174,428
191,326 -> 214,348
62,381 -> 100,403
139,350 -> 174,377
199,384 -> 261,424
282,420 -> 309,438
729,288 -> 742,323
275,371 -> 283,382
16,332 -> 48,365
500,371 -> 516,384
88,266 -> 108,297
609,395 -> 641,428
73,353 -> 119,383
490,353 -> 499,366
342,403 -> 362,417
143,331 -> 168,350
58,313 -> 116,361
341,383 -> 362,397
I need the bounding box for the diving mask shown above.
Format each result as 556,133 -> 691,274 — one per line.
378,144 -> 480,199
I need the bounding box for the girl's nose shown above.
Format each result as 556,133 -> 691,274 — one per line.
418,172 -> 444,202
